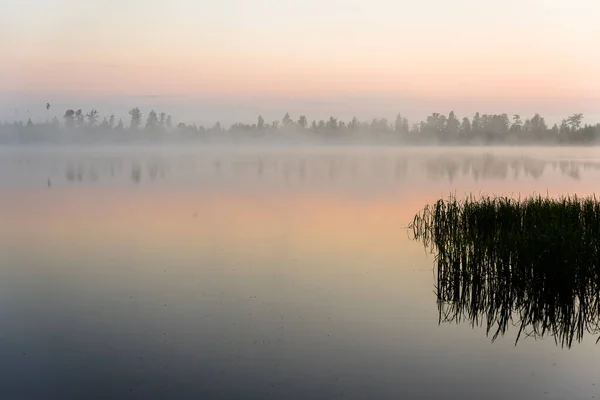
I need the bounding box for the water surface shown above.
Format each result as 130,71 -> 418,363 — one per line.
1,146 -> 599,399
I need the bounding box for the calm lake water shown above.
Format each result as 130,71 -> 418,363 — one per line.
1,145 -> 599,399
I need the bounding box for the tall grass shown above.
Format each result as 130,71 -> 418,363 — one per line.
410,194 -> 600,348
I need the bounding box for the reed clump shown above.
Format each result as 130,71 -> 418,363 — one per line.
410,194 -> 600,348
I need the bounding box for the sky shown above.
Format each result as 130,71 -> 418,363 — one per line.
1,0 -> 600,125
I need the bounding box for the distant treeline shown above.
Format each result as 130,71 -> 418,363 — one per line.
2,107 -> 600,144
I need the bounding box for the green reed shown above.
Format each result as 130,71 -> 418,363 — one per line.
410,194 -> 600,348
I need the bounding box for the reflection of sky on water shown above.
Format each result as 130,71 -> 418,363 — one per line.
0,147 -> 598,399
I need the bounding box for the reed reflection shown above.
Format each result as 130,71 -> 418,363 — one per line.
410,195 -> 600,348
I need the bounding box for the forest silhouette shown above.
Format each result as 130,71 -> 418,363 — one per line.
2,107 -> 599,144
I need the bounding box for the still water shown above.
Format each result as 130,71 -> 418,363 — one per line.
0,146 -> 599,399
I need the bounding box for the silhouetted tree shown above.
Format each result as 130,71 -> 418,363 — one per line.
327,116 -> 338,130
371,118 -> 390,132
486,114 -> 509,136
401,117 -> 409,134
64,109 -> 76,129
446,111 -> 460,137
499,114 -> 510,134
422,113 -> 445,137
394,113 -> 402,133
510,115 -> 522,133
257,115 -> 265,130
298,115 -> 307,129
472,112 -> 482,133
129,107 -> 142,130
394,113 -> 409,135
410,123 -> 420,135
559,119 -> 570,136
146,110 -> 159,130
567,113 -> 583,131
75,109 -> 85,128
461,117 -> 471,137
348,117 -> 358,131
86,109 -> 99,127
529,113 -> 548,138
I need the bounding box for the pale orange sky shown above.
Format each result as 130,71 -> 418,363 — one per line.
1,0 -> 599,124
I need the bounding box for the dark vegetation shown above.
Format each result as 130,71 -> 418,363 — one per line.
410,194 -> 600,347
2,107 -> 600,144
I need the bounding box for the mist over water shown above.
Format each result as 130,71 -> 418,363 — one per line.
2,108 -> 600,147
4,0 -> 600,396
1,145 -> 599,399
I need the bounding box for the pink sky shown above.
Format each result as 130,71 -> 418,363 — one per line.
1,0 -> 599,124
